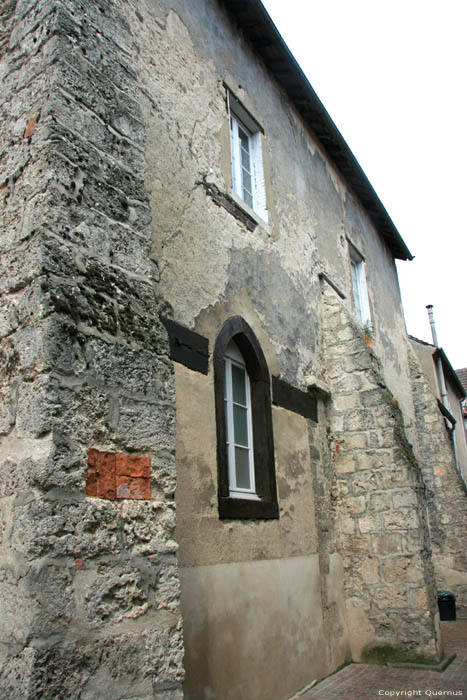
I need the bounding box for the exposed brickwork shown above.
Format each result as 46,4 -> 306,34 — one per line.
86,449 -> 151,501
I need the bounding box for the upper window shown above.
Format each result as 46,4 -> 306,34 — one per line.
214,317 -> 278,519
228,92 -> 268,222
350,247 -> 371,326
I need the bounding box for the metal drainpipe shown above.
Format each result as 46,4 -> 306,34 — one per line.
426,304 -> 458,467
426,304 -> 449,408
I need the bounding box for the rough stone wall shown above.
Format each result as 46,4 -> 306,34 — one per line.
0,1 -> 183,698
321,282 -> 442,662
409,347 -> 467,618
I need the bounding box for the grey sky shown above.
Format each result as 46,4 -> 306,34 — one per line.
262,0 -> 467,369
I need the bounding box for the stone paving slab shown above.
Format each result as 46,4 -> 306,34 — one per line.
302,621 -> 467,700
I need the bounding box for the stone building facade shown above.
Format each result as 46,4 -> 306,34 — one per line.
0,1 -> 465,699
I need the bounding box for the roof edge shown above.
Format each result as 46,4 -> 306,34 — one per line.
222,0 -> 413,261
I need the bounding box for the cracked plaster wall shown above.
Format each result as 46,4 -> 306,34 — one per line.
139,0 -> 414,423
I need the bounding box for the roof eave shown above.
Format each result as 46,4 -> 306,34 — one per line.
222,0 -> 413,261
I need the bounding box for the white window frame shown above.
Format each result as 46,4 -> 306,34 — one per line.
224,341 -> 258,500
350,248 -> 371,326
228,92 -> 268,222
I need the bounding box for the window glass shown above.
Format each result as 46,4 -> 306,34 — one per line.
350,249 -> 370,325
224,341 -> 256,496
234,447 -> 251,489
232,364 -> 247,404
233,404 -> 248,446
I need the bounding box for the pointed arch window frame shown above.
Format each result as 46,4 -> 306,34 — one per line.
213,316 -> 279,520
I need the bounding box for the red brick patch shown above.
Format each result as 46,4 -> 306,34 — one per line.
86,449 -> 150,500
24,117 -> 37,137
115,453 -> 150,479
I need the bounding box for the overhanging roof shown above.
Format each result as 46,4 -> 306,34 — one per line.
435,348 -> 466,399
222,0 -> 413,261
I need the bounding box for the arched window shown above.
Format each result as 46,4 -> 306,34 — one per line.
213,317 -> 278,519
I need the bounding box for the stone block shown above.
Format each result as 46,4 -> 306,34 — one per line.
332,393 -> 359,412
392,489 -> 419,509
349,470 -> 378,495
358,514 -> 380,533
376,467 -> 410,490
332,374 -> 361,393
382,554 -> 424,583
342,433 -> 367,450
384,509 -> 420,531
370,533 -> 401,555
373,584 -> 408,609
353,555 -> 380,584
344,409 -> 375,432
360,389 -> 385,407
344,496 -> 366,514
335,453 -> 355,474
339,516 -> 356,534
345,351 -> 371,373
368,492 -> 391,512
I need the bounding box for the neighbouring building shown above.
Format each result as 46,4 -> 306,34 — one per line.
409,336 -> 467,621
1,1 -> 466,699
456,367 -> 467,436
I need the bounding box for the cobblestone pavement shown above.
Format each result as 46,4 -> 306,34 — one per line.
302,621 -> 467,700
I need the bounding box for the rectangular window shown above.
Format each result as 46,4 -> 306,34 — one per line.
350,248 -> 371,325
228,92 -> 268,222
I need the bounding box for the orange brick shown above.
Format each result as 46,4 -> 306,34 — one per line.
116,475 -> 150,500
116,453 -> 150,478
24,117 -> 37,137
88,448 -> 99,468
85,468 -> 98,497
96,451 -> 116,500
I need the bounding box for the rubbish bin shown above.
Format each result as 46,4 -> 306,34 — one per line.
437,590 -> 456,621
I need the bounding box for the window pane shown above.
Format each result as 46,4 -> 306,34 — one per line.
231,364 -> 246,405
235,447 -> 251,489
224,360 -> 228,399
241,144 -> 250,170
242,169 -> 253,205
239,127 -> 250,149
351,261 -> 362,320
233,404 -> 248,447
243,187 -> 253,208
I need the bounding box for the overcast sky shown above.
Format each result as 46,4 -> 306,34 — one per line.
262,0 -> 467,369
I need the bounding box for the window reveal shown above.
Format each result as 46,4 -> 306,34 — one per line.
227,91 -> 268,222
350,249 -> 371,326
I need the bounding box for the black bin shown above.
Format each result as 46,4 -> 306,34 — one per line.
438,590 -> 456,621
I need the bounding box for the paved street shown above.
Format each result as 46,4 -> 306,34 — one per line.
303,621 -> 467,700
